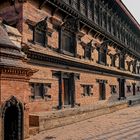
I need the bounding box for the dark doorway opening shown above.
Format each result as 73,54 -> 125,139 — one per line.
63,78 -> 71,105
99,82 -> 106,100
118,78 -> 126,100
55,71 -> 78,109
132,83 -> 136,96
3,97 -> 23,140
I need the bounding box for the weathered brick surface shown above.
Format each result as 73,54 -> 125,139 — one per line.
19,0 -> 140,113
0,75 -> 31,138
0,1 -> 140,139
29,101 -> 128,132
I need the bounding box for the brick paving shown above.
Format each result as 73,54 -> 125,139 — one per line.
27,105 -> 140,140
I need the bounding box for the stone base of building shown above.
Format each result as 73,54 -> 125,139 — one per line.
128,95 -> 140,106
29,100 -> 128,136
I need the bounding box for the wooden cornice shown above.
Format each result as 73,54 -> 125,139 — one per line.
0,65 -> 37,78
26,50 -> 140,80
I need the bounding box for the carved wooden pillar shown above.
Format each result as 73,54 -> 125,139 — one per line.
132,83 -> 136,96
71,73 -> 80,107
59,27 -> 63,53
70,73 -> 75,108
52,71 -> 63,109
132,59 -> 137,74
58,72 -> 63,109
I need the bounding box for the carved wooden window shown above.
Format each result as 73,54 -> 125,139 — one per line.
107,16 -> 111,33
102,12 -> 107,30
98,47 -> 107,65
120,28 -> 123,42
110,55 -> 116,67
30,83 -> 44,98
30,83 -> 51,100
84,41 -> 94,60
117,25 -> 121,39
88,1 -> 94,20
61,30 -> 75,55
60,18 -> 78,56
119,54 -> 125,69
122,29 -> 125,43
80,0 -> 87,15
112,20 -> 116,36
85,47 -> 92,60
33,19 -> 47,46
81,85 -> 93,97
110,85 -> 117,94
94,4 -> 99,24
72,0 -> 79,10
127,61 -> 131,71
116,24 -> 119,38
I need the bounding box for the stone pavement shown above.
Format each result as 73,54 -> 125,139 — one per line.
27,105 -> 140,140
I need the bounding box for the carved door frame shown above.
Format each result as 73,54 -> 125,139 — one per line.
1,96 -> 24,140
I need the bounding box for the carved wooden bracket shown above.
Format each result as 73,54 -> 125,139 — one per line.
61,17 -> 79,33
47,27 -> 54,37
50,16 -> 62,28
77,31 -> 85,41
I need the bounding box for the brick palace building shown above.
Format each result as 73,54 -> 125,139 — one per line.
0,0 -> 140,139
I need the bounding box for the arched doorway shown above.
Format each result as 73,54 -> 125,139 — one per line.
2,96 -> 23,140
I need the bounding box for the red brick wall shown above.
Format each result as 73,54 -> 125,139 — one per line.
19,0 -> 140,113
0,75 -> 31,138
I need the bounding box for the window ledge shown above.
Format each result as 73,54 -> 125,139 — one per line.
29,95 -> 52,102
61,50 -> 75,57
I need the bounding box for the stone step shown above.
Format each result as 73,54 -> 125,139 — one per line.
128,98 -> 140,106
29,127 -> 39,136
29,101 -> 128,133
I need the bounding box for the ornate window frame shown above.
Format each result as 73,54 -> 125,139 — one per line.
59,17 -> 79,57
29,83 -> 51,101
81,84 -> 93,97
33,17 -> 48,47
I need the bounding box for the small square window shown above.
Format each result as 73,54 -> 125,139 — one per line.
81,85 -> 93,97
30,83 -> 51,100
110,85 -> 117,94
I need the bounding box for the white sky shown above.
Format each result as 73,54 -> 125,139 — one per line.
122,0 -> 140,24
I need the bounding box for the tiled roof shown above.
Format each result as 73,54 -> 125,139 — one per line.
116,0 -> 140,30
0,24 -> 19,49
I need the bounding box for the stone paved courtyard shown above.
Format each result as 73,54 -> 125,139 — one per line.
27,105 -> 140,140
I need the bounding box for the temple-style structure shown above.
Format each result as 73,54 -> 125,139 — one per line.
0,0 -> 140,139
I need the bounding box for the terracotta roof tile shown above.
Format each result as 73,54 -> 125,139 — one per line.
0,24 -> 17,48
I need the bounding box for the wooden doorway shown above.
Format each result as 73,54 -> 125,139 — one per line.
63,78 -> 71,105
2,96 -> 23,140
99,82 -> 106,100
118,78 -> 126,100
